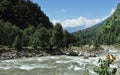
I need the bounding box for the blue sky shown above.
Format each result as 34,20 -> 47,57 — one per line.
32,0 -> 120,28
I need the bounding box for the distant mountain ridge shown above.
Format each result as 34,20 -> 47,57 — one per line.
64,18 -> 107,33
64,25 -> 86,32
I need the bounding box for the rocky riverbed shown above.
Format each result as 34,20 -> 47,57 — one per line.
0,45 -> 114,60
0,46 -> 50,60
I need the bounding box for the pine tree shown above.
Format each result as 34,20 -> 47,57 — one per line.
22,26 -> 35,46
29,27 -> 49,49
51,23 -> 64,49
63,30 -> 70,48
12,34 -> 22,50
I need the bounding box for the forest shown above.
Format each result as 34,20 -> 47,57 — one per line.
0,0 -> 75,52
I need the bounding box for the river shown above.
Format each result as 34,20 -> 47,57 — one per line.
0,49 -> 120,75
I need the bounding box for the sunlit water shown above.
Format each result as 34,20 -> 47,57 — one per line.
0,50 -> 120,75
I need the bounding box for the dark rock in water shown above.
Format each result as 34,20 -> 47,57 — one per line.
69,50 -> 79,56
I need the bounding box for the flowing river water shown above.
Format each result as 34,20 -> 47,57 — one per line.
0,49 -> 120,75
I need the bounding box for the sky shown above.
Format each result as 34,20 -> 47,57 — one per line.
32,0 -> 120,28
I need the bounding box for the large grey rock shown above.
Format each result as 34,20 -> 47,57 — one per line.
69,50 -> 79,56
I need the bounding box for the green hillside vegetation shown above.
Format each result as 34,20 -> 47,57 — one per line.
73,3 -> 120,47
0,0 -> 74,52
0,0 -> 53,29
96,3 -> 120,45
72,21 -> 101,47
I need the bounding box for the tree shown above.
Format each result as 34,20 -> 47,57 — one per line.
12,34 -> 22,50
29,34 -> 38,49
22,26 -> 35,46
37,27 -> 49,49
51,23 -> 64,49
0,20 -> 21,46
29,27 -> 49,49
63,30 -> 71,48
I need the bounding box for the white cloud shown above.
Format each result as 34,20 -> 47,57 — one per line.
52,17 -> 101,28
51,8 -> 116,28
61,17 -> 101,27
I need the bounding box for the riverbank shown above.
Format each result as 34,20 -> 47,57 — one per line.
0,45 -> 117,60
0,47 -> 48,60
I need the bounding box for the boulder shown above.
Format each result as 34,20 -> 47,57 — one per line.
69,50 -> 79,56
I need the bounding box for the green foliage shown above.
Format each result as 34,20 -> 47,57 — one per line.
51,23 -> 64,49
0,0 -> 54,50
22,26 -> 35,46
0,0 -> 53,29
12,34 -> 22,50
63,30 -> 71,48
94,3 -> 120,45
29,34 -> 38,49
0,20 -> 21,46
93,54 -> 117,75
0,0 -> 75,51
37,27 -> 50,48
30,27 -> 50,49
72,23 -> 101,47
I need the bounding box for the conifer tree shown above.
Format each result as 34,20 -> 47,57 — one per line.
12,34 -> 22,50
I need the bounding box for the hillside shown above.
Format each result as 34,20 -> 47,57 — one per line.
72,20 -> 102,46
0,0 -> 52,46
73,3 -> 120,46
96,3 -> 120,45
0,0 -> 74,50
0,0 -> 53,29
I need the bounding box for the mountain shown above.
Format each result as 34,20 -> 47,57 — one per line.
73,3 -> 120,46
0,0 -> 54,46
64,18 -> 106,33
0,0 -> 53,29
64,25 -> 86,33
0,0 -> 74,50
96,3 -> 120,45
